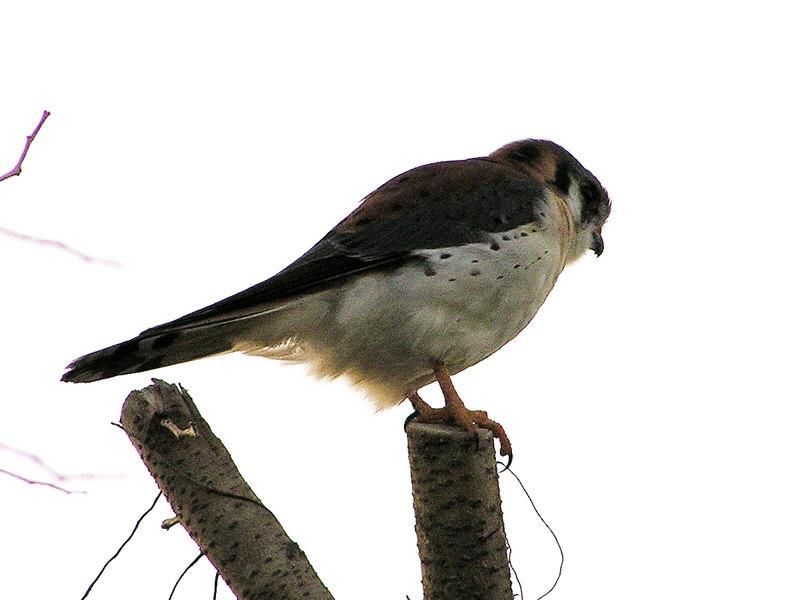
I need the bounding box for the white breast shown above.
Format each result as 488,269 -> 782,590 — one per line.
281,221 -> 568,408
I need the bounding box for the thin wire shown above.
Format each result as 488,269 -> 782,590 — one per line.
500,463 -> 564,600
168,552 -> 205,600
213,571 -> 220,599
80,492 -> 162,599
506,533 -> 524,599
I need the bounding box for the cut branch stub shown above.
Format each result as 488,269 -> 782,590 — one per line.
406,421 -> 513,600
120,379 -> 334,600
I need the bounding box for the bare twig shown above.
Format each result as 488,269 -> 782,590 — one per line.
0,227 -> 121,266
161,516 -> 181,530
0,111 -> 121,265
0,110 -> 50,182
0,442 -> 130,493
0,467 -> 87,495
0,442 -> 118,482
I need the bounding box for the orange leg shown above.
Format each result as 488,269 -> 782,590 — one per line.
407,362 -> 512,459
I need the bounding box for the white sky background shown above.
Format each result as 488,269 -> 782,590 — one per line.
1,1 -> 798,598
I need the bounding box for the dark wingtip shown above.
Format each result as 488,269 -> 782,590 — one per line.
59,327 -> 228,384
60,340 -> 141,384
61,361 -> 81,383
61,361 -> 101,383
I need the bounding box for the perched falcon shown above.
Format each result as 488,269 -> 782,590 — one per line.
63,139 -> 611,457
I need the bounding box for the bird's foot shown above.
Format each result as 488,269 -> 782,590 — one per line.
407,391 -> 513,460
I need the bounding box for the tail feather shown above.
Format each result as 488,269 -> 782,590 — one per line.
62,295 -> 323,383
62,326 -> 240,383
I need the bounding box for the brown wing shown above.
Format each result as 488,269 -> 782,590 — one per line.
62,154 -> 551,383
138,157 -> 549,336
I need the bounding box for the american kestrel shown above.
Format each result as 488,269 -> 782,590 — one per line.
63,140 -> 611,458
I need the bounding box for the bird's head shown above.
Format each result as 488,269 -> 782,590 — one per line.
491,139 -> 611,263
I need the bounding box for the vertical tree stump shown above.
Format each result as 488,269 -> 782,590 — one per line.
406,422 -> 512,600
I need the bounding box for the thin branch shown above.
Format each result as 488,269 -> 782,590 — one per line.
0,467 -> 86,495
0,111 -> 120,265
0,443 -> 131,493
0,227 -> 121,266
0,110 -> 50,182
0,442 -> 116,482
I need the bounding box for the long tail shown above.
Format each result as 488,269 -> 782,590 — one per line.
61,322 -> 249,383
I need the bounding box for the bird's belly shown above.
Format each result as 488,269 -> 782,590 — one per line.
297,230 -> 564,407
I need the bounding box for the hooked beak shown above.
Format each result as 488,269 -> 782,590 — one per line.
591,231 -> 604,257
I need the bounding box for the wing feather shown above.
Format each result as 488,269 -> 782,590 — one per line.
139,157 -> 548,337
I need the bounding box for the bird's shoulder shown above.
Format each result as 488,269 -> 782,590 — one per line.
324,156 -> 551,257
